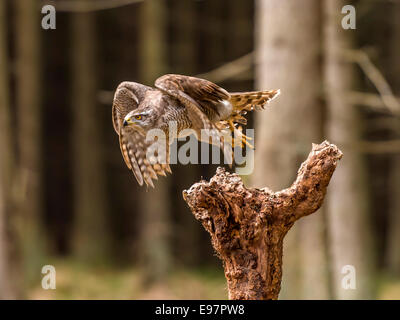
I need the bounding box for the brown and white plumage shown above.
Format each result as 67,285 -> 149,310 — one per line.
112,74 -> 280,187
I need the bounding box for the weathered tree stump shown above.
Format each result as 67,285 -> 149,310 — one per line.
183,141 -> 342,300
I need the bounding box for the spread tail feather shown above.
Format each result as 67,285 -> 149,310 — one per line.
226,89 -> 280,126
229,89 -> 280,113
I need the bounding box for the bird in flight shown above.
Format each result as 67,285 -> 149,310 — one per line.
112,74 -> 280,187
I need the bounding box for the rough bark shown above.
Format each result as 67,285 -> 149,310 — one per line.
183,141 -> 342,300
254,0 -> 330,299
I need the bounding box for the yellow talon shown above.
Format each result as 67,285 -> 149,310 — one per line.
227,119 -> 236,132
226,119 -> 254,149
237,125 -> 254,149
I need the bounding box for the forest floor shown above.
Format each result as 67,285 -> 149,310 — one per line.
378,276 -> 400,300
28,258 -> 227,299
27,258 -> 400,299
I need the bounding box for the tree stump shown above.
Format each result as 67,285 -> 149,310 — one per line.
183,141 -> 342,300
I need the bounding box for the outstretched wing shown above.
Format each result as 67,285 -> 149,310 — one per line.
154,74 -> 230,158
113,81 -> 170,187
119,127 -> 171,188
155,74 -> 230,119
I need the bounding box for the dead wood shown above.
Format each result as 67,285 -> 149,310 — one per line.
183,141 -> 342,300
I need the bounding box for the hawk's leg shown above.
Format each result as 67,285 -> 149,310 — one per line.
227,119 -> 254,149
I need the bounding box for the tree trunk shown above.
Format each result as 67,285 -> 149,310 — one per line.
0,0 -> 17,299
254,0 -> 330,299
170,0 -> 203,266
171,0 -> 197,75
385,2 -> 400,276
138,0 -> 171,282
15,0 -> 46,285
184,142 -> 342,300
71,3 -> 111,261
204,0 -> 225,68
324,0 -> 376,299
228,0 -> 253,60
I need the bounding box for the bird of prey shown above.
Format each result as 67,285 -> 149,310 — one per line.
112,74 -> 280,187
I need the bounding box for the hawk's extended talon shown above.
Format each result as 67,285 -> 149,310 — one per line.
232,128 -> 254,149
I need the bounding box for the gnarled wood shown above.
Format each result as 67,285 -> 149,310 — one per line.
183,141 -> 342,300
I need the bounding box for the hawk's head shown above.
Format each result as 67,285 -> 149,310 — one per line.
123,108 -> 156,131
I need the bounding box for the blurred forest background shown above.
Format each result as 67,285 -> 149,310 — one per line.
0,0 -> 400,299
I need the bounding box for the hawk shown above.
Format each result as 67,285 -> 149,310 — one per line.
112,74 -> 280,187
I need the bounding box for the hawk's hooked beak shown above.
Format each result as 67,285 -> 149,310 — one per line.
123,117 -> 134,127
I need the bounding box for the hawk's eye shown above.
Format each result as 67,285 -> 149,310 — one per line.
135,115 -> 142,120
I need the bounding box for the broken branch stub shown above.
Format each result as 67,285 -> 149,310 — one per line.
183,140 -> 342,300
